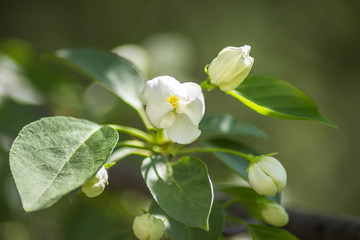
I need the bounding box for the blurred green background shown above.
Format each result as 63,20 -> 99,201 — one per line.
0,0 -> 359,239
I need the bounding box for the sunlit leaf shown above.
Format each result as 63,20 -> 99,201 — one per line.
230,76 -> 336,128
141,155 -> 213,230
9,116 -> 118,212
55,48 -> 144,110
200,114 -> 267,139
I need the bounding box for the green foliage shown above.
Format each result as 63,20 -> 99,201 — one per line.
6,46 -> 336,239
200,114 -> 267,139
55,48 -> 145,110
204,138 -> 256,180
246,224 -> 299,240
9,117 -> 118,211
230,76 -> 336,128
150,201 -> 224,240
141,155 -> 214,230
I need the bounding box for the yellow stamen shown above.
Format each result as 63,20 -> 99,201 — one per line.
165,94 -> 179,108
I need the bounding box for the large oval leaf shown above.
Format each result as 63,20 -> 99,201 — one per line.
150,201 -> 224,240
55,48 -> 144,110
230,76 -> 336,128
141,155 -> 213,230
9,117 -> 118,212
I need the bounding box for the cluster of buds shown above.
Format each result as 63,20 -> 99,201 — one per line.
247,155 -> 289,227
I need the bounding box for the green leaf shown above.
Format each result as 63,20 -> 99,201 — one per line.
225,187 -> 277,221
199,115 -> 267,139
246,224 -> 298,240
150,201 -> 224,240
229,76 -> 336,128
203,138 -> 257,180
141,155 -> 214,230
9,116 -> 118,212
55,48 -> 144,110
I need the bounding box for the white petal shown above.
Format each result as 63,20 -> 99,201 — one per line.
146,102 -> 173,128
165,114 -> 201,144
141,76 -> 186,105
176,82 -> 205,125
181,82 -> 202,101
159,111 -> 176,128
177,98 -> 204,125
248,163 -> 277,196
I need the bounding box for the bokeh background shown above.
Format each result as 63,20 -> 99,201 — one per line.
0,0 -> 359,239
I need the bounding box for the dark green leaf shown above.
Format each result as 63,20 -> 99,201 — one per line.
9,117 -> 118,212
150,201 -> 224,240
230,76 -> 336,128
199,115 -> 267,139
141,155 -> 213,230
204,138 -> 256,180
55,48 -> 144,110
247,223 -> 298,240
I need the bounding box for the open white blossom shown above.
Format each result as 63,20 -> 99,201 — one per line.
140,76 -> 205,144
133,213 -> 165,240
248,156 -> 287,196
82,166 -> 108,198
208,45 -> 254,91
261,202 -> 289,227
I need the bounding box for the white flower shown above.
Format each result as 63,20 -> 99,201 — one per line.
133,213 -> 165,240
140,76 -> 205,144
261,202 -> 289,227
208,45 -> 254,91
248,156 -> 287,196
82,166 -> 108,198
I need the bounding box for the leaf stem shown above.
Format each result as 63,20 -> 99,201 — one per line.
177,147 -> 254,162
225,216 -> 249,226
108,124 -> 152,142
136,107 -> 154,131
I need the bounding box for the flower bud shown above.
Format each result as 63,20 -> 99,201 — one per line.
208,45 -> 254,92
261,202 -> 289,227
133,213 -> 165,240
82,166 -> 108,198
248,156 -> 287,196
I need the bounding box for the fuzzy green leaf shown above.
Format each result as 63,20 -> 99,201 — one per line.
9,116 -> 118,212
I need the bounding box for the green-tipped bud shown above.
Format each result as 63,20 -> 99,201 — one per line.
261,202 -> 289,227
82,166 -> 108,198
133,213 -> 165,240
207,45 -> 254,92
248,156 -> 287,196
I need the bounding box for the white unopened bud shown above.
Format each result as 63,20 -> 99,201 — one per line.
133,213 -> 165,240
248,156 -> 287,196
208,45 -> 254,91
82,166 -> 108,198
261,202 -> 289,227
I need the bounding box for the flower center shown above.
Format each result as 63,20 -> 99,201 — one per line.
165,94 -> 179,108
